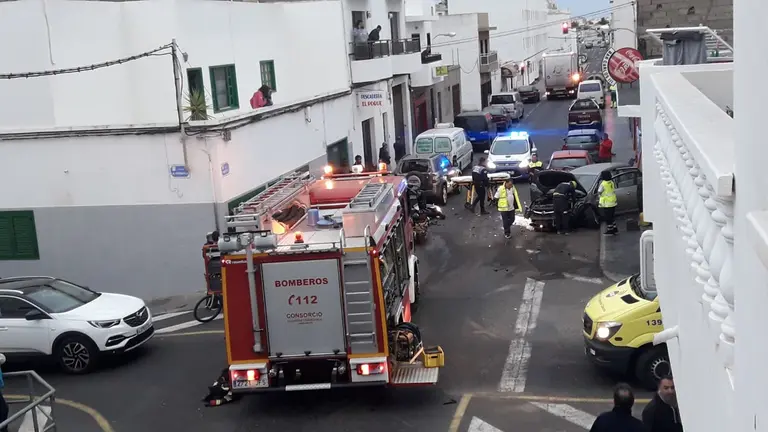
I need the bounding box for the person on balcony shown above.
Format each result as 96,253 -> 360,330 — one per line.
368,25 -> 382,42
588,383 -> 644,432
352,20 -> 367,44
249,85 -> 273,109
0,353 -> 7,432
642,376 -> 683,432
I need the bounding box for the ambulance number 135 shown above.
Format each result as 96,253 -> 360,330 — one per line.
288,295 -> 318,305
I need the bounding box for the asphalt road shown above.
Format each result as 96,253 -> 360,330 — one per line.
2,50 -> 654,432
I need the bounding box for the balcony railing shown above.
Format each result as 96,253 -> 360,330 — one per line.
479,51 -> 498,73
420,47 -> 442,64
640,61 -> 735,432
392,38 -> 421,55
1,370 -> 58,432
351,40 -> 391,60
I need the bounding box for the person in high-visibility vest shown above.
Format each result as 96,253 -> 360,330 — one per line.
494,178 -> 521,239
598,170 -> 618,235
609,83 -> 618,108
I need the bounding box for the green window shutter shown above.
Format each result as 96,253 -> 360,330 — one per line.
0,215 -> 13,259
11,214 -> 39,259
269,62 -> 277,91
226,65 -> 239,108
209,67 -> 220,112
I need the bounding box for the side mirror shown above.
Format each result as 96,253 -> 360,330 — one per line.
25,309 -> 48,321
483,150 -> 490,154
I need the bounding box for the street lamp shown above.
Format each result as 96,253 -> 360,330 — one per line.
434,32 -> 457,39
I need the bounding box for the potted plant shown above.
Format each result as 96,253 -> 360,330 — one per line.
184,89 -> 212,121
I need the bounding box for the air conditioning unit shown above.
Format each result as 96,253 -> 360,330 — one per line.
436,122 -> 454,128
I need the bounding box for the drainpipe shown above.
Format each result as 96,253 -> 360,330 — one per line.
204,137 -> 221,233
171,39 -> 189,168
244,234 -> 263,353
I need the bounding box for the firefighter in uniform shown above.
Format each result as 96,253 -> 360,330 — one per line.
467,157 -> 491,215
552,180 -> 577,234
527,153 -> 544,182
494,178 -> 522,238
598,170 -> 618,235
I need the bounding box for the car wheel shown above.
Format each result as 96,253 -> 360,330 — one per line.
411,263 -> 421,313
634,345 -> 671,390
438,184 -> 448,205
56,334 -> 98,374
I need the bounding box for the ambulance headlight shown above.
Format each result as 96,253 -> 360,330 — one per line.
595,321 -> 622,340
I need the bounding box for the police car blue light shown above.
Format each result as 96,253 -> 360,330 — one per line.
502,131 -> 529,139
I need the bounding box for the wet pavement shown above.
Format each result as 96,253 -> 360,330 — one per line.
0,51 -> 660,432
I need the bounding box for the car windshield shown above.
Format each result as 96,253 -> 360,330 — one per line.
22,280 -> 100,313
399,159 -> 430,173
630,274 -> 657,300
414,138 -> 433,154
566,134 -> 599,145
571,100 -> 598,110
550,157 -> 588,169
580,83 -> 601,92
573,173 -> 598,190
490,95 -> 515,104
491,139 -> 528,155
455,115 -> 488,132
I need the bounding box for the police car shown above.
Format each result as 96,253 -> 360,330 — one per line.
484,131 -> 537,178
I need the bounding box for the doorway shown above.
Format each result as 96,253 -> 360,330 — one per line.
389,12 -> 400,41
362,118 -> 375,169
481,80 -> 492,108
326,138 -> 350,172
436,91 -> 443,123
393,84 -> 405,146
452,85 -> 461,116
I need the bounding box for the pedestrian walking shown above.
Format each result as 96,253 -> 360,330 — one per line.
642,375 -> 683,432
552,180 -> 577,234
378,143 -> 391,169
0,353 -> 8,432
393,138 -> 405,163
467,157 -> 490,215
598,133 -> 614,163
589,383 -> 644,432
494,178 -> 520,239
598,170 -> 618,234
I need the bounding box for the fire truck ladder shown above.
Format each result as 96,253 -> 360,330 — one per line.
341,226 -> 379,354
227,171 -> 312,229
348,183 -> 389,209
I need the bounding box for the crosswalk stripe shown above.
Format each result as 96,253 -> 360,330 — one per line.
151,311 -> 191,322
18,405 -> 51,432
155,315 -> 223,334
530,402 -> 596,429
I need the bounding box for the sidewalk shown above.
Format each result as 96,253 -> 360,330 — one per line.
599,216 -> 650,282
603,103 -> 636,166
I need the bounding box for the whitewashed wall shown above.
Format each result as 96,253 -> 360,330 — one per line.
0,0 -> 350,130
432,13 -> 482,110
610,0 -> 637,49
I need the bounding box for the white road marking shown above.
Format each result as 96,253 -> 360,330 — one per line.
468,416 -> 505,432
498,278 -> 545,393
155,315 -> 223,334
151,311 -> 190,322
530,402 -> 597,429
563,273 -> 604,284
522,100 -> 543,121
18,405 -> 51,432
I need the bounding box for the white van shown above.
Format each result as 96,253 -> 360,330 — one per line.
577,80 -> 605,109
489,92 -> 524,121
413,123 -> 474,172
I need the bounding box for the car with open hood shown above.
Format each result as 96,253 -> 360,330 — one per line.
524,163 -> 643,231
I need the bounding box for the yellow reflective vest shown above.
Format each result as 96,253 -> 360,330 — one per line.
497,186 -> 521,212
599,180 -> 617,208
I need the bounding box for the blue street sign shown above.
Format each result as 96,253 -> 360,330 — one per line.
221,162 -> 230,176
170,165 -> 190,178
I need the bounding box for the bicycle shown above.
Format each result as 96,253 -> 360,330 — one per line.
193,291 -> 223,323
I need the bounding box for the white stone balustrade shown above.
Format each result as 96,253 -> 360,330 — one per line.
640,60 -> 735,432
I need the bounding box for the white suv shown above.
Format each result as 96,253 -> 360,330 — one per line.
0,276 -> 154,374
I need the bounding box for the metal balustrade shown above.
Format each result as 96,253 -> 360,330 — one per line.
0,371 -> 57,432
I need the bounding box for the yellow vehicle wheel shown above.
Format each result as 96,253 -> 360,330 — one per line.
634,345 -> 671,390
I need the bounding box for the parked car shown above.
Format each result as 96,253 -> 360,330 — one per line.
454,111 -> 498,151
568,98 -> 603,131
483,106 -> 510,131
488,92 -> 524,121
562,128 -> 602,160
394,153 -> 458,205
413,123 -> 474,172
517,85 -> 542,103
547,150 -> 593,171
484,131 -> 537,179
0,276 -> 154,374
524,163 -> 643,231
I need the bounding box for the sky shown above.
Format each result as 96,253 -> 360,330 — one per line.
557,0 -> 609,19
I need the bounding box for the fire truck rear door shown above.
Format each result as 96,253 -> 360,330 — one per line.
261,259 -> 346,357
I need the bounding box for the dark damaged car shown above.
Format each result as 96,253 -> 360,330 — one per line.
524,163 -> 644,231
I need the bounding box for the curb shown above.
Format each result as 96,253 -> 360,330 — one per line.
598,222 -> 633,283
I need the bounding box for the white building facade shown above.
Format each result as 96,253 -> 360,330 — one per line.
0,0 -> 380,300
610,0 -> 637,50
634,0 -> 763,428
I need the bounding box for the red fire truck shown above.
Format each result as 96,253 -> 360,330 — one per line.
215,167 -> 444,392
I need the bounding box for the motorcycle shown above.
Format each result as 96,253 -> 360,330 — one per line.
407,185 -> 446,244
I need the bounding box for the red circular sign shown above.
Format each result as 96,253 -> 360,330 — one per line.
608,48 -> 643,83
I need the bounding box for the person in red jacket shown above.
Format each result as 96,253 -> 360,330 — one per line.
598,133 -> 614,163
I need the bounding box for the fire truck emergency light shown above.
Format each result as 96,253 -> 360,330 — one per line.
294,231 -> 304,243
357,362 -> 386,376
323,165 -> 333,175
378,162 -> 387,172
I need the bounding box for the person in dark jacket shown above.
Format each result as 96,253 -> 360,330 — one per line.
642,376 -> 683,432
393,138 -> 406,162
378,143 -> 391,166
467,158 -> 490,215
589,383 -> 644,432
368,25 -> 382,41
552,180 -> 577,234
